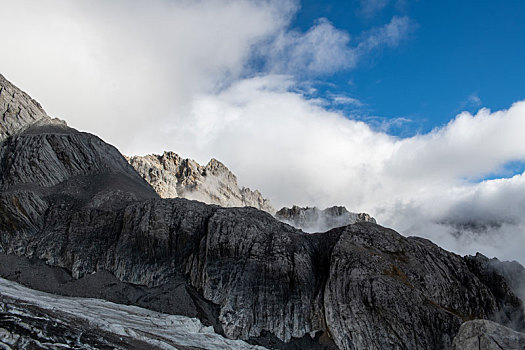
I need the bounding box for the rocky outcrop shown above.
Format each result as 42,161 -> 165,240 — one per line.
275,205 -> 376,232
452,319 -> 525,350
127,152 -> 274,213
0,74 -> 51,142
465,253 -> 525,330
1,73 -> 525,350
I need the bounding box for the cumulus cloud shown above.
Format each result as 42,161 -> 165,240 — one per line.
1,0 -> 525,265
179,80 -> 525,264
0,0 -> 411,150
0,0 -> 297,149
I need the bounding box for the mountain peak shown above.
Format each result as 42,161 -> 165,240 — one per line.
0,74 -> 53,141
127,151 -> 274,213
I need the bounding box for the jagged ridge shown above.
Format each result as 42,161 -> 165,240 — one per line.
127,152 -> 274,213
0,74 -> 51,142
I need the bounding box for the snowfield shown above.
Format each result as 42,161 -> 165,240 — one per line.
0,277 -> 267,350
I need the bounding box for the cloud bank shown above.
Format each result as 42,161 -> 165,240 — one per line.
185,81 -> 525,263
1,0 -> 525,264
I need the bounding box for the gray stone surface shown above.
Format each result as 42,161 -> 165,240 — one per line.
324,226 -> 523,349
0,74 -> 51,142
127,152 -> 274,213
275,205 -> 376,232
453,319 -> 525,350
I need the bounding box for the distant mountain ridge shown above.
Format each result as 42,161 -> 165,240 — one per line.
275,205 -> 376,232
127,152 -> 274,213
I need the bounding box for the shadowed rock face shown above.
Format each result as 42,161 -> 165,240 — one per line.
275,205 -> 376,232
464,253 -> 525,330
1,74 -> 525,350
127,152 -> 274,213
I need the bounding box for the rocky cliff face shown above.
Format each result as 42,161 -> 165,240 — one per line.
127,152 -> 274,213
275,205 -> 376,232
1,74 -> 525,350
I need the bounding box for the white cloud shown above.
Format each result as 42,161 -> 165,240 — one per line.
458,93 -> 483,111
359,0 -> 390,18
329,94 -> 364,106
0,0 -> 411,151
468,94 -> 482,107
1,0 -> 525,265
372,116 -> 413,133
389,173 -> 525,263
262,16 -> 413,76
182,79 -> 525,213
387,106 -> 525,181
357,16 -> 413,53
262,18 -> 357,75
179,80 -> 525,264
0,0 -> 297,150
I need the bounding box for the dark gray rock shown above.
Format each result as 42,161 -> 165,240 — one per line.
324,225 -> 520,349
464,253 -> 525,331
452,319 -> 525,350
275,205 -> 376,232
0,126 -> 521,349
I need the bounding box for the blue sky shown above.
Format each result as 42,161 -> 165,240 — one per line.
287,0 -> 525,135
